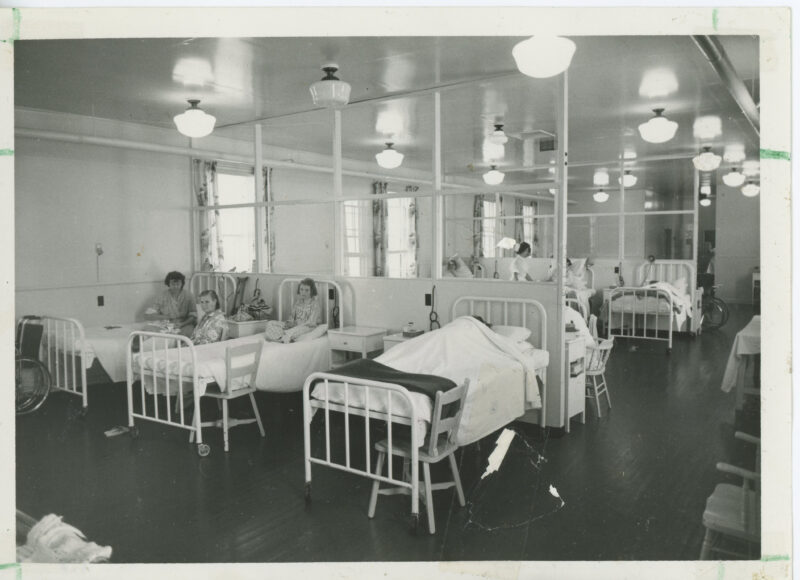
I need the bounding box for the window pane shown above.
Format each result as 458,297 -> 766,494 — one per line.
270,203 -> 334,275
200,207 -> 255,273
567,215 -> 619,259
624,214 -> 694,260
567,164 -> 621,214
623,159 -> 694,212
216,172 -> 255,205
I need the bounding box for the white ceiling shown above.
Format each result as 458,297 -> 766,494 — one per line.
14,35 -> 760,195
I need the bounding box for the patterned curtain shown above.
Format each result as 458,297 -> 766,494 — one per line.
193,160 -> 222,271
514,198 -> 525,243
472,194 -> 484,258
372,181 -> 388,276
407,199 -> 418,277
262,166 -> 275,272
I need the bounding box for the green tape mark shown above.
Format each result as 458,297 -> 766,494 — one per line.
760,148 -> 791,161
2,8 -> 20,44
712,8 -> 719,31
761,554 -> 790,561
0,563 -> 20,580
0,149 -> 14,156
717,562 -> 724,580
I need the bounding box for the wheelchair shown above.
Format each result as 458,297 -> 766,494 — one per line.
15,316 -> 51,415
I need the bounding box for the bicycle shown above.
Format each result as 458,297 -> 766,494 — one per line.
701,284 -> 730,331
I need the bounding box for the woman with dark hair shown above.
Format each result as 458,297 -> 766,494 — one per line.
145,270 -> 196,335
509,241 -> 534,281
190,290 -> 227,345
264,278 -> 321,343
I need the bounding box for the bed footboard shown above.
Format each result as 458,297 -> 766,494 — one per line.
302,372 -> 422,525
607,287 -> 675,351
37,316 -> 89,409
126,331 -> 209,455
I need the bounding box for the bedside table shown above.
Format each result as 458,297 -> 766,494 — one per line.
328,326 -> 387,368
564,333 -> 586,433
382,332 -> 424,352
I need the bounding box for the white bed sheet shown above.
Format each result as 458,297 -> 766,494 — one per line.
311,316 -> 548,446
609,283 -> 692,329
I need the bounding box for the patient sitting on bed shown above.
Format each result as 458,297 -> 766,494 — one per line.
264,278 -> 321,344
144,271 -> 196,336
190,290 -> 228,345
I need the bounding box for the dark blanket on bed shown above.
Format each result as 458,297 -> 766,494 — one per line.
320,359 -> 457,400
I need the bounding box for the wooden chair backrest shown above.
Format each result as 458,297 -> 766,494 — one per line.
585,338 -> 614,373
426,379 -> 470,458
225,341 -> 262,393
589,314 -> 599,340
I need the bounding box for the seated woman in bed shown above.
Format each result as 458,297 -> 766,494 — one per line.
190,290 -> 228,345
145,271 -> 196,336
264,278 -> 321,344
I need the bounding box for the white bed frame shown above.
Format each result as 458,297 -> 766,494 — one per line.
606,260 -> 700,352
190,272 -> 237,316
302,295 -> 547,532
277,277 -> 343,329
565,266 -> 595,320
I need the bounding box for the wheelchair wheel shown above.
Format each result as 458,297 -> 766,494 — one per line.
16,357 -> 51,415
701,297 -> 728,331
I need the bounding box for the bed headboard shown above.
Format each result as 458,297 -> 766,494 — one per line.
278,278 -> 344,329
451,296 -> 548,350
635,260 -> 696,288
190,273 -> 238,315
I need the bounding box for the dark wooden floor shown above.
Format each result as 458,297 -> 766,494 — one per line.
16,305 -> 760,563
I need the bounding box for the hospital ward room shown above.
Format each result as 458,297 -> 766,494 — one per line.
13,27 -> 775,568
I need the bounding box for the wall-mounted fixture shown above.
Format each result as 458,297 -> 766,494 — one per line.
375,142 -> 404,169
638,108 -> 678,143
593,189 -> 609,203
692,146 -> 722,171
483,165 -> 505,185
722,168 -> 746,187
173,99 -> 216,138
512,36 -> 576,78
309,65 -> 351,109
741,182 -> 760,197
488,124 -> 509,145
619,170 -> 638,187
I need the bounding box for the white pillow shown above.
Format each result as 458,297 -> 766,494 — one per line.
492,325 -> 532,342
294,323 -> 328,342
672,277 -> 688,296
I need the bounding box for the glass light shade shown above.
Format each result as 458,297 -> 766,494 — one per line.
309,66 -> 351,108
699,197 -> 712,207
593,190 -> 609,203
741,182 -> 760,197
722,169 -> 746,187
692,148 -> 722,171
692,115 -> 722,140
593,170 -> 609,186
512,36 -> 576,78
638,68 -> 679,98
483,166 -> 505,185
173,100 -> 216,138
700,185 -> 711,195
619,170 -> 638,187
488,124 -> 508,145
638,109 -> 678,143
375,143 -> 404,169
723,143 -> 746,163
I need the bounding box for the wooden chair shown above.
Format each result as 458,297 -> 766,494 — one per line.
190,341 -> 265,452
700,432 -> 761,559
588,314 -> 599,341
585,338 -> 614,417
368,380 -> 470,534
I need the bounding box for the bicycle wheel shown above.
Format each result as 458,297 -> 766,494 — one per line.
715,297 -> 730,328
701,298 -> 726,330
16,357 -> 51,415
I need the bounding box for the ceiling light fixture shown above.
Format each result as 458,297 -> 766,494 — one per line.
692,115 -> 722,140
309,65 -> 351,109
692,146 -> 722,171
483,165 -> 505,185
638,68 -> 679,98
488,124 -> 509,145
375,143 -> 404,169
638,108 -> 678,144
722,168 -> 746,187
741,182 -> 760,197
593,169 -> 610,186
593,189 -> 609,203
699,198 -> 712,207
512,36 -> 576,78
742,160 -> 760,177
173,99 -> 216,138
723,143 -> 746,163
700,184 -> 711,195
619,170 -> 638,188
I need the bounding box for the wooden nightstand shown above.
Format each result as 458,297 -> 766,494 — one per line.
564,333 -> 586,433
328,326 -> 387,368
382,332 -> 424,352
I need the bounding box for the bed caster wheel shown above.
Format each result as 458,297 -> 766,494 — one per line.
130,426 -> 139,439
197,443 -> 211,457
408,513 -> 420,536
304,483 -> 312,506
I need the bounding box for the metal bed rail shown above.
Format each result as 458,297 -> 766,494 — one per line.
126,331 -> 209,456
607,286 -> 675,352
302,372 -> 422,528
36,316 -> 88,410
190,272 -> 237,316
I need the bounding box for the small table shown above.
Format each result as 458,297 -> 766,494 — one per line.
382,332 -> 424,352
564,333 -> 586,433
328,326 -> 386,368
721,315 -> 760,409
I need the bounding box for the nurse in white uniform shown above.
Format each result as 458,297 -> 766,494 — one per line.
509,242 -> 533,281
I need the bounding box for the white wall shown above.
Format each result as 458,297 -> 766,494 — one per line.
715,184 -> 760,304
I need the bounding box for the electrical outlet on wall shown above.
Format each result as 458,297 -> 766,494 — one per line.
614,266 -> 619,273
97,296 -> 104,307
425,293 -> 432,306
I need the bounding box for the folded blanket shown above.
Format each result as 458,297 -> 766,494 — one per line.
316,359 -> 457,400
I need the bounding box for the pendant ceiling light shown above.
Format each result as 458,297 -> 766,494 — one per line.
619,170 -> 638,188
309,65 -> 351,109
375,142 -> 404,169
173,99 -> 216,138
723,143 -> 746,163
741,182 -> 760,197
593,169 -> 609,186
692,115 -> 722,140
638,108 -> 678,144
488,124 -> 509,145
692,146 -> 722,171
512,36 -> 576,78
483,165 -> 505,185
699,197 -> 712,207
722,168 -> 746,187
593,189 -> 609,203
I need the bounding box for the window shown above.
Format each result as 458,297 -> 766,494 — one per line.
522,203 -> 536,246
482,199 -> 497,258
385,197 -> 416,278
342,200 -> 369,277
215,172 -> 256,273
